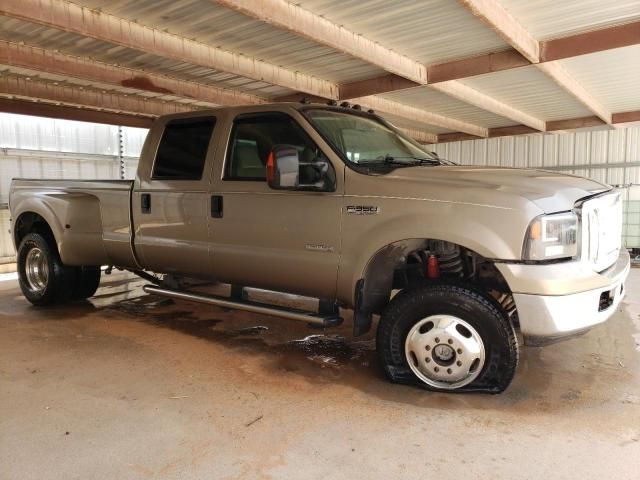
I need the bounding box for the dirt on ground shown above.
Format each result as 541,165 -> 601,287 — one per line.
1,270 -> 639,480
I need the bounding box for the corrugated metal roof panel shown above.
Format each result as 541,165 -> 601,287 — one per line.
0,68 -> 217,112
296,0 -> 509,64
500,0 -> 640,40
72,0 -> 385,84
461,66 -> 593,121
381,86 -> 517,128
560,45 -> 640,113
0,16 -> 295,98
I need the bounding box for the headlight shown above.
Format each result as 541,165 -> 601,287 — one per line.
524,212 -> 578,261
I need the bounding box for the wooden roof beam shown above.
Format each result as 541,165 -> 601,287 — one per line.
536,61 -> 612,124
399,128 -> 438,145
457,0 -> 539,63
430,81 -> 546,131
0,41 -> 266,108
429,21 -> 640,84
0,0 -> 339,99
212,0 -> 428,84
541,21 -> 640,62
0,73 -> 197,117
0,97 -> 154,128
436,112 -> 640,143
457,0 -> 614,125
339,75 -> 420,100
0,0 -> 487,136
350,95 -> 489,138
215,0 -> 544,131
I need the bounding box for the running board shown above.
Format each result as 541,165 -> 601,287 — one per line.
143,285 -> 343,327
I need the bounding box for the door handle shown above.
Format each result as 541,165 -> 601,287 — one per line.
141,193 -> 151,214
211,195 -> 223,218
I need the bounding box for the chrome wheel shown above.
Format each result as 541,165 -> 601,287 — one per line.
404,314 -> 485,390
25,247 -> 49,292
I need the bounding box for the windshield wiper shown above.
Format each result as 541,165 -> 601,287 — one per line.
358,154 -> 442,166
389,155 -> 443,165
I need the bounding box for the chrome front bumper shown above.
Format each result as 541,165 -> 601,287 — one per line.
511,249 -> 630,346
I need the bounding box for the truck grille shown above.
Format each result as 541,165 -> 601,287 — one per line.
581,192 -> 622,272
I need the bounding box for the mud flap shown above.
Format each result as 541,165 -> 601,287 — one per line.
352,279 -> 372,337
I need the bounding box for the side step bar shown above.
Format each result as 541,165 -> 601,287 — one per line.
143,285 -> 343,327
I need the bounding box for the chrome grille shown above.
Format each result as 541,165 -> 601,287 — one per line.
581,192 -> 622,272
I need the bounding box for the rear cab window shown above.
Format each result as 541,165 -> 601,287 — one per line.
152,116 -> 216,180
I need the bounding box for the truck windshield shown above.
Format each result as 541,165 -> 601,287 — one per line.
303,108 -> 441,168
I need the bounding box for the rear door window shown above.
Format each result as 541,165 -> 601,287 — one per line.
152,117 -> 216,180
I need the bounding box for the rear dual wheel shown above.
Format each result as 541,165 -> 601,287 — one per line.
377,282 -> 518,393
17,232 -> 101,306
72,266 -> 101,300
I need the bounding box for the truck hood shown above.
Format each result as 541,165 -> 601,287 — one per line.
383,166 -> 610,212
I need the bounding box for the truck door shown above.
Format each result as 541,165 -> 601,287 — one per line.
132,114 -> 219,276
209,111 -> 343,299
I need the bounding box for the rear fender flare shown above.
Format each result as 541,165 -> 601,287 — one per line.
13,193 -> 106,265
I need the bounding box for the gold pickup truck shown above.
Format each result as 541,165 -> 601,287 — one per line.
9,102 -> 630,393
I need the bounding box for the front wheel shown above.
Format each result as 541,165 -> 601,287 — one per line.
376,282 -> 518,393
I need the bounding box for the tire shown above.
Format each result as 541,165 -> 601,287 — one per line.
17,232 -> 76,306
377,282 -> 518,393
72,266 -> 101,300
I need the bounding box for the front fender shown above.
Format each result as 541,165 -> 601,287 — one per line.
336,199 -> 535,308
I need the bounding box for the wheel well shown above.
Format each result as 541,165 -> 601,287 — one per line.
354,239 -> 515,336
14,212 -> 56,250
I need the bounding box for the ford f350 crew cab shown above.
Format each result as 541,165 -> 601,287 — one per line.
9,103 -> 630,393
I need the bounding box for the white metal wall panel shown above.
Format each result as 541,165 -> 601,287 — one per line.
0,150 -> 122,204
627,128 -> 640,163
0,113 -> 119,155
122,127 -> 149,158
626,187 -> 640,247
0,209 -> 13,259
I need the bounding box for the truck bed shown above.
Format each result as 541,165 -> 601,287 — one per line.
9,179 -> 137,268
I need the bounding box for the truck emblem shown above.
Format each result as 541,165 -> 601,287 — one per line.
305,244 -> 335,253
346,205 -> 380,215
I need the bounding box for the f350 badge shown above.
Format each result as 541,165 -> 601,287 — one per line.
346,205 -> 380,215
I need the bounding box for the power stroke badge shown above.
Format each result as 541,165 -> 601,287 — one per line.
346,205 -> 380,215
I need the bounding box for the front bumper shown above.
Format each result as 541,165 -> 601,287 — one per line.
508,249 -> 631,346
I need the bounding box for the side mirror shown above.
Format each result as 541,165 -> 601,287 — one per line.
267,145 -> 300,190
267,144 -> 336,191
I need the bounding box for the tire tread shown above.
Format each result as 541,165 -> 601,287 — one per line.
377,281 -> 518,393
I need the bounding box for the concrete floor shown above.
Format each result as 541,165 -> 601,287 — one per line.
1,270 -> 639,480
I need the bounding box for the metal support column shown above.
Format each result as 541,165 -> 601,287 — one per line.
117,125 -> 125,180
